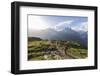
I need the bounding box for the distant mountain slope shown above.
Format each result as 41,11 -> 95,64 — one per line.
28,27 -> 87,48
28,37 -> 42,41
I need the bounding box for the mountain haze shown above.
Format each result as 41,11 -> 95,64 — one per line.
28,27 -> 87,48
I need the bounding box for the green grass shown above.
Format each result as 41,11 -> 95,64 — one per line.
67,48 -> 87,58
28,38 -> 88,60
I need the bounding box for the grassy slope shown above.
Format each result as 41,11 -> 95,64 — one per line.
28,37 -> 87,60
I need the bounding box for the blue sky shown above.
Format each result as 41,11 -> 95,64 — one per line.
28,15 -> 88,32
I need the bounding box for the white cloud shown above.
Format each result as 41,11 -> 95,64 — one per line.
54,20 -> 73,31
72,22 -> 88,32
56,20 -> 73,26
28,16 -> 49,30
28,15 -> 87,32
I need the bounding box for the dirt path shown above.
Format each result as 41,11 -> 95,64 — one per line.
65,53 -> 76,59
56,49 -> 75,59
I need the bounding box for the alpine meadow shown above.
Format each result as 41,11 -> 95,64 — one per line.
28,15 -> 88,61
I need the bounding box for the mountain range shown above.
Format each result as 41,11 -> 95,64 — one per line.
28,27 -> 87,48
